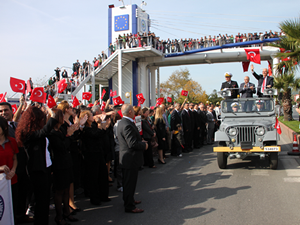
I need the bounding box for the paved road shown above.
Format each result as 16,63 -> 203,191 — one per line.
47,133 -> 300,225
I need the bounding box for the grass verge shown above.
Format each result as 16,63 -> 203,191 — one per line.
278,116 -> 300,134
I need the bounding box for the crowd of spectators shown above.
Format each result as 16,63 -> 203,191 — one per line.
111,30 -> 281,54
0,95 -> 222,224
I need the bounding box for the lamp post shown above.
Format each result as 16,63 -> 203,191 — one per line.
125,91 -> 132,105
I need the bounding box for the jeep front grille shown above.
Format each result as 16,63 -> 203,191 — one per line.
237,126 -> 256,144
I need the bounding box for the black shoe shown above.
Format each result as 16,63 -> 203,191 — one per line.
158,159 -> 166,164
69,205 -> 81,213
63,214 -> 79,222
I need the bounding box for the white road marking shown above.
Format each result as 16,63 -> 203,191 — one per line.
190,180 -> 201,187
251,170 -> 270,176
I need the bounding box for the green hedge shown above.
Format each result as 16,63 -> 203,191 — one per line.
278,116 -> 300,134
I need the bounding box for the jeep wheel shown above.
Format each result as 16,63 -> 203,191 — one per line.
269,152 -> 278,170
217,152 -> 227,169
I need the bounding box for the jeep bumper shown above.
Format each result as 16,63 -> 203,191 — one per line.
213,146 -> 281,152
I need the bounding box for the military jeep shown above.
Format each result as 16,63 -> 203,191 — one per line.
213,94 -> 280,170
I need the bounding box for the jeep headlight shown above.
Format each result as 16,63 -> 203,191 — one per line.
228,127 -> 238,136
255,126 -> 265,136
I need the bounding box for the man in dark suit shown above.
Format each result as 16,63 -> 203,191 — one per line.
250,64 -> 273,97
117,104 -> 148,213
206,106 -> 216,145
170,103 -> 182,156
198,103 -> 207,146
188,103 -> 195,150
181,103 -> 192,152
192,104 -> 201,148
220,72 -> 239,99
239,76 -> 256,111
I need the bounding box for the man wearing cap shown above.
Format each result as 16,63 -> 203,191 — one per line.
250,64 -> 273,97
256,100 -> 265,111
231,102 -> 240,113
220,72 -> 239,99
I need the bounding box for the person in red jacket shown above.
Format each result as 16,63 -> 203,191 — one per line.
0,116 -> 18,221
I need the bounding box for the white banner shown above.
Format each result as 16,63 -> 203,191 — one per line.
134,116 -> 142,134
0,174 -> 14,225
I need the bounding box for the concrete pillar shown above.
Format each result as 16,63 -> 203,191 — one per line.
118,50 -> 122,99
139,62 -> 148,106
157,67 -> 160,98
150,66 -> 157,106
92,70 -> 95,103
99,84 -> 103,104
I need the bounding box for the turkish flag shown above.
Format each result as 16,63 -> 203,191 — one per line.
72,96 -> 80,108
71,95 -> 74,100
167,97 -> 172,103
11,104 -> 18,114
275,117 -> 282,135
110,90 -> 117,97
136,93 -> 145,105
242,61 -> 250,72
57,79 -> 67,93
101,89 -> 106,100
150,106 -> 155,110
0,92 -> 7,103
26,80 -> 32,95
181,90 -> 188,96
10,77 -> 26,94
113,96 -> 123,106
94,60 -> 99,67
268,61 -> 272,76
245,49 -> 261,64
88,103 -> 94,107
100,101 -> 106,111
82,92 -> 92,101
156,97 -> 164,105
30,87 -> 46,103
47,95 -> 56,108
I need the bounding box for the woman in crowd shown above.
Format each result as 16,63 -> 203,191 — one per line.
80,110 -> 110,205
15,106 -> 57,225
0,116 -> 18,221
113,113 -> 123,192
103,112 -> 114,184
141,108 -> 156,168
48,108 -> 78,225
154,107 -> 167,164
57,100 -> 81,215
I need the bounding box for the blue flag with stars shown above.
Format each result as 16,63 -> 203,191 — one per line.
114,14 -> 129,31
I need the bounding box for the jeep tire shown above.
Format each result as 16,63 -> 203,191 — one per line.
217,152 -> 227,169
269,152 -> 278,170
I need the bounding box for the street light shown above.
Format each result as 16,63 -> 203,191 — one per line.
125,91 -> 132,105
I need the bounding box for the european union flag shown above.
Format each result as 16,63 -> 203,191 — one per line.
114,14 -> 129,32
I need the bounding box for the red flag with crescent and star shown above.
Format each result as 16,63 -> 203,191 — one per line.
72,96 -> 80,108
26,80 -> 32,95
101,89 -> 106,100
156,97 -> 164,105
0,92 -> 7,103
100,101 -> 106,111
47,95 -> 56,108
82,92 -> 92,101
167,97 -> 172,103
57,79 -> 67,93
10,77 -> 26,94
11,104 -> 18,114
113,96 -> 124,106
30,87 -> 46,103
244,49 -> 261,64
275,117 -> 282,135
181,90 -> 188,96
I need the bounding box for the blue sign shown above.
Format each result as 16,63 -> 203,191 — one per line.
114,14 -> 129,32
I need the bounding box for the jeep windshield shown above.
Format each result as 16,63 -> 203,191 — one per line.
221,99 -> 274,113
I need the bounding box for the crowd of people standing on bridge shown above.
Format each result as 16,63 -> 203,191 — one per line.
112,30 -> 281,54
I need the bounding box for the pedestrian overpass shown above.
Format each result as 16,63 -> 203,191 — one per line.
68,38 -> 279,107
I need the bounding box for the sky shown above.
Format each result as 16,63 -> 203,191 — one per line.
1,0 -> 299,98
